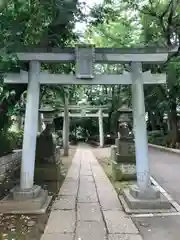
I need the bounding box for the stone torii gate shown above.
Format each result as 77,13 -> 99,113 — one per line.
3,46 -> 170,213
59,105 -> 108,149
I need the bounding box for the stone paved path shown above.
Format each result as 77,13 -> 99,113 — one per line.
41,145 -> 143,240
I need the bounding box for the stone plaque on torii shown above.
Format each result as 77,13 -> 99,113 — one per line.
3,45 -> 172,213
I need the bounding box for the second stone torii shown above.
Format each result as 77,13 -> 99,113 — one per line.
59,106 -> 108,149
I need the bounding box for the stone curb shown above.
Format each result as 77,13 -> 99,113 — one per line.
148,143 -> 180,154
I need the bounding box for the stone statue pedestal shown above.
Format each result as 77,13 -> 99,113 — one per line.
111,137 -> 136,181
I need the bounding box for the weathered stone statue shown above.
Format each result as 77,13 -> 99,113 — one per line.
35,121 -> 61,193
118,122 -> 130,139
35,123 -> 58,164
111,106 -> 136,181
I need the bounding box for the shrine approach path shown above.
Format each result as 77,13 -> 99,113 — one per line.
41,144 -> 142,240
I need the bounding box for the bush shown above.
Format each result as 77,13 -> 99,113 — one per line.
8,130 -> 24,149
148,130 -> 170,147
0,131 -> 13,157
0,130 -> 23,157
148,130 -> 164,138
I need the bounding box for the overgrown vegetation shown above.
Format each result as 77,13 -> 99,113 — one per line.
0,130 -> 23,157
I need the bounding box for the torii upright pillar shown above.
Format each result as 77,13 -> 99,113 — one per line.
63,93 -> 69,156
7,61 -> 51,214
20,61 -> 40,190
99,109 -> 104,147
122,62 -> 171,212
131,62 -> 150,190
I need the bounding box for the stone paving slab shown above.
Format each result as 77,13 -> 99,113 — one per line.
52,195 -> 76,210
78,190 -> 98,203
41,233 -> 74,240
78,182 -> 98,202
103,210 -> 138,234
80,171 -> 92,176
80,175 -> 94,182
59,181 -> 78,196
79,182 -> 96,193
77,202 -> 103,222
96,185 -> 119,197
44,210 -> 76,234
98,191 -> 123,210
108,234 -> 143,240
65,169 -> 79,179
65,170 -> 79,179
75,221 -> 107,240
64,175 -> 79,181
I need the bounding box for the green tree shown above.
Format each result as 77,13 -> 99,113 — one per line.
86,0 -> 180,146
0,0 -> 81,131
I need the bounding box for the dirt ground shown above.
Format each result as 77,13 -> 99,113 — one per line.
0,146 -> 76,240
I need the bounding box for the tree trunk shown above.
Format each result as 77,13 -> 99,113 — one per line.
107,111 -> 113,133
148,111 -> 156,130
168,101 -> 178,146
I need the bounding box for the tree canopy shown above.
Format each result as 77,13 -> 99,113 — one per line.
82,0 -> 180,145
2,0 -> 180,148
0,0 -> 83,130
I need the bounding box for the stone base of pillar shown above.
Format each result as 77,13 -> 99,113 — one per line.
112,161 -> 136,181
11,185 -> 41,200
129,184 -> 160,199
120,184 -> 172,214
0,185 -> 52,214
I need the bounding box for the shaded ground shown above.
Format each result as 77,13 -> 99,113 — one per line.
0,146 -> 76,240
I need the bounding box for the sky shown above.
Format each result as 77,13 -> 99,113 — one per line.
80,0 -> 103,8
75,0 -> 103,34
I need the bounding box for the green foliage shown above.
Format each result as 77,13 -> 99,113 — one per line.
86,0 -> 180,145
0,130 -> 23,157
148,130 -> 164,138
7,130 -> 24,149
0,131 -> 13,157
0,0 -> 82,131
148,130 -> 171,147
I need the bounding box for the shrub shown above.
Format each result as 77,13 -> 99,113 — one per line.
148,130 -> 164,138
0,130 -> 23,157
148,130 -> 170,147
8,130 -> 24,149
0,131 -> 13,157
